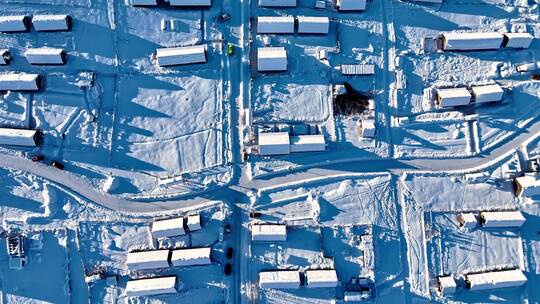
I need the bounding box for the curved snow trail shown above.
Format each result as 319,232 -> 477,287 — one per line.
248,115 -> 540,192
0,153 -> 214,215
1,113 -> 540,215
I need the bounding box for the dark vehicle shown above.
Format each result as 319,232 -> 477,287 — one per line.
219,13 -> 230,22
226,247 -> 233,259
31,155 -> 44,162
249,211 -> 262,218
225,224 -> 231,235
224,263 -> 232,276
51,160 -> 64,170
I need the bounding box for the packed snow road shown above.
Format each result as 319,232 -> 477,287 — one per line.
1,113 -> 540,215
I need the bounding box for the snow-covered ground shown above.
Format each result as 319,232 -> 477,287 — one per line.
0,0 -> 538,303
0,0 -> 233,198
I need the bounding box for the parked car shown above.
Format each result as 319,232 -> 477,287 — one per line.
224,263 -> 232,276
31,155 -> 44,162
225,224 -> 231,235
226,247 -> 233,259
51,160 -> 64,170
249,211 -> 262,218
219,13 -> 231,22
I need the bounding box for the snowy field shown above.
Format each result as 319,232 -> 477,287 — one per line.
0,0 -> 232,198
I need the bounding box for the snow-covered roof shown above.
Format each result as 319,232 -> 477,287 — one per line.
504,32 -> 533,49
151,217 -> 185,238
187,214 -> 201,231
259,0 -> 296,7
131,0 -> 158,5
341,64 -> 375,75
290,134 -> 326,153
32,15 -> 70,31
0,49 -> 10,65
0,128 -> 38,147
170,247 -> 211,267
25,48 -> 66,65
306,269 -> 339,288
297,16 -> 330,34
259,270 -> 301,289
471,84 -> 503,103
125,276 -> 177,297
436,87 -> 471,107
337,0 -> 367,11
516,174 -> 540,197
466,269 -> 527,291
441,32 -> 504,51
156,45 -> 207,66
479,211 -> 526,228
257,47 -> 288,72
258,132 -> 290,155
169,0 -> 212,6
257,16 -> 295,34
258,47 -> 287,59
0,73 -> 41,91
438,276 -> 457,295
126,250 -> 170,270
0,15 -> 29,32
457,213 -> 477,229
360,119 -> 376,138
252,224 -> 287,241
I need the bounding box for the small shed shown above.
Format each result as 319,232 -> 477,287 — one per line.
151,217 -> 185,238
341,64 -> 375,75
516,62 -> 539,72
126,250 -> 170,271
297,16 -> 330,34
0,128 -> 38,147
465,269 -> 527,291
290,134 -> 325,153
337,0 -> 367,10
438,276 -> 456,296
251,224 -> 287,241
515,174 -> 540,197
257,16 -> 294,34
306,269 -> 339,288
32,15 -> 71,31
479,211 -> 526,228
169,0 -> 212,6
186,214 -> 202,231
359,119 -> 376,138
503,33 -> 533,49
125,276 -> 177,297
131,0 -> 158,5
0,73 -> 41,91
156,45 -> 207,66
436,87 -> 471,107
25,48 -> 66,65
441,32 -> 504,51
258,132 -> 290,155
257,47 -> 287,72
471,84 -> 503,103
0,49 -> 10,65
457,213 -> 477,229
170,247 -> 211,267
0,15 -> 30,32
259,270 -> 301,289
259,0 -> 296,7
